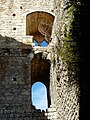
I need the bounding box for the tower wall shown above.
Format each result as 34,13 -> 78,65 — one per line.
0,0 -> 81,120
0,0 -> 54,38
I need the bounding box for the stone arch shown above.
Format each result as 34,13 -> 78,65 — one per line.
31,52 -> 51,107
26,11 -> 55,46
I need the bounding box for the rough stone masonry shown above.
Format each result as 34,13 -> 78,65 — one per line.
0,0 -> 89,120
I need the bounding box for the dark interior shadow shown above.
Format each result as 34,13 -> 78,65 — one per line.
78,1 -> 90,119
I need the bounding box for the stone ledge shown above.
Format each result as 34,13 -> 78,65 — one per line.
17,36 -> 34,45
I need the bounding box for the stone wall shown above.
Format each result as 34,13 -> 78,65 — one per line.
49,0 -> 81,119
0,36 -> 48,120
0,0 -> 86,119
0,1 -> 56,119
0,35 -> 33,119
0,0 -> 54,38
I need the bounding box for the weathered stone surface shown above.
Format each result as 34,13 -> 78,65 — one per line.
0,0 -> 84,119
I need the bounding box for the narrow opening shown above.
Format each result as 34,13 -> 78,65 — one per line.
34,39 -> 48,47
34,40 -> 38,46
41,40 -> 48,47
20,6 -> 22,9
13,78 -> 16,81
32,82 -> 48,111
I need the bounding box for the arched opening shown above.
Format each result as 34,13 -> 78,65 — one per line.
26,11 -> 55,46
32,82 -> 48,111
34,39 -> 48,47
34,39 -> 38,46
31,53 -> 51,108
41,40 -> 48,47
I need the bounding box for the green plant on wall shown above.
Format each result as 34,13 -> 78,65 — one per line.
57,0 -> 81,83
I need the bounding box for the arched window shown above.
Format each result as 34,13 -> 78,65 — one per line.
26,11 -> 55,45
41,40 -> 48,47
34,40 -> 38,46
34,39 -> 48,47
32,82 -> 48,111
31,54 -> 51,109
